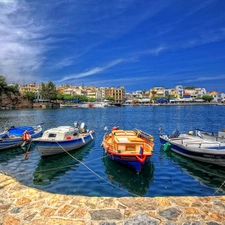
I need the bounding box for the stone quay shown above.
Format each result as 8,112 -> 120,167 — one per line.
0,173 -> 225,225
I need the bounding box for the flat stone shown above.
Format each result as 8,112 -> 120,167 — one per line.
11,207 -> 22,214
15,197 -> 31,206
57,204 -> 74,216
124,214 -> 160,225
118,198 -> 157,210
40,207 -> 57,216
70,208 -> 87,218
90,209 -> 122,220
155,197 -> 171,207
98,198 -> 117,209
159,207 -> 182,221
184,207 -> 199,214
182,222 -> 201,225
3,216 -> 20,225
0,204 -> 11,212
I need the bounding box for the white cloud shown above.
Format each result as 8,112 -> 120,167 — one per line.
57,59 -> 124,83
0,0 -> 50,83
184,74 -> 225,83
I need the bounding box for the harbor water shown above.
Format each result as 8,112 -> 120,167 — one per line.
0,105 -> 225,197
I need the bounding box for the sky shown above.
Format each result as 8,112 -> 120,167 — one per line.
0,0 -> 225,93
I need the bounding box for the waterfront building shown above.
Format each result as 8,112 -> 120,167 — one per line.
149,87 -> 165,101
103,86 -> 126,104
209,91 -> 219,102
175,85 -> 184,98
19,83 -> 43,102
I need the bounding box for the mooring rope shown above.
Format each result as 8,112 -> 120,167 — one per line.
213,180 -> 225,195
56,141 -> 139,197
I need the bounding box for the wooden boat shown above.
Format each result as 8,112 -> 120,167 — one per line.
101,127 -> 154,172
0,123 -> 43,151
196,129 -> 225,143
33,122 -> 95,157
160,129 -> 225,166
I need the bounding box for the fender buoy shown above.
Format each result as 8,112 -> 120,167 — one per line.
112,126 -> 118,131
22,130 -> 31,141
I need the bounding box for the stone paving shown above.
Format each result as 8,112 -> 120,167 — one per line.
0,173 -> 225,225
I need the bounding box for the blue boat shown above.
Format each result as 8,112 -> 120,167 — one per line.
0,123 -> 44,151
160,129 -> 225,166
33,122 -> 96,157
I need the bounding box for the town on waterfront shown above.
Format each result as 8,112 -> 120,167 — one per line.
0,75 -> 225,109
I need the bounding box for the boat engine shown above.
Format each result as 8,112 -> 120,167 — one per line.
170,129 -> 180,138
74,122 -> 79,128
79,122 -> 87,133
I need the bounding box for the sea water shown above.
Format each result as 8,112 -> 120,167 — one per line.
0,105 -> 225,197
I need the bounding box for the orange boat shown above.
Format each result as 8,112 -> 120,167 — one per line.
101,127 -> 154,172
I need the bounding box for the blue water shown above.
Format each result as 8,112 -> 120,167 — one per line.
0,105 -> 225,197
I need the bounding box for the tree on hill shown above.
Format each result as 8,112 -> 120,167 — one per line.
0,75 -> 8,93
24,91 -> 36,103
40,81 -> 57,100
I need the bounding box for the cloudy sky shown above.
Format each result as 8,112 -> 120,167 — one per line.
1,0 -> 225,92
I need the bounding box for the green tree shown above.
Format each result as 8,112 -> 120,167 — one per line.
6,84 -> 19,94
104,96 -> 115,101
202,95 -> 214,102
88,97 -> 96,102
56,93 -> 64,100
40,81 -> 57,100
24,91 -> 36,103
0,75 -> 7,92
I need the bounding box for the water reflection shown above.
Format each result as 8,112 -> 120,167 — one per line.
102,155 -> 154,196
33,141 -> 94,186
161,148 -> 225,193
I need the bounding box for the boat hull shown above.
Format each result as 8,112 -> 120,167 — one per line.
160,135 -> 225,166
105,151 -> 151,172
35,131 -> 95,157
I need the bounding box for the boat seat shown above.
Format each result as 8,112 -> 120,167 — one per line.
128,137 -> 144,142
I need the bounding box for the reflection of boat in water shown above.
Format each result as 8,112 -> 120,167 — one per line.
33,141 -> 94,186
102,155 -> 154,196
0,146 -> 27,164
162,148 -> 225,193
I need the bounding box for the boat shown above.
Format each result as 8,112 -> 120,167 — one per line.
0,123 -> 43,151
160,129 -> 225,166
196,129 -> 225,142
101,127 -> 154,172
92,102 -> 109,108
33,122 -> 95,157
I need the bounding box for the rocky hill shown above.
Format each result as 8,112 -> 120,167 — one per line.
0,92 -> 32,110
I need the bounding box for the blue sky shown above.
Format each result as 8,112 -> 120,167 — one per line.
1,0 -> 225,93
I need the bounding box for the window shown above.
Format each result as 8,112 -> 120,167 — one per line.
48,133 -> 57,138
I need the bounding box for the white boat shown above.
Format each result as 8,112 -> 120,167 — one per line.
92,102 -> 109,108
160,129 -> 225,166
33,122 -> 95,157
196,129 -> 225,143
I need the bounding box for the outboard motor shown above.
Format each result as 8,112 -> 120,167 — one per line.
79,122 -> 87,133
170,129 -> 180,138
74,122 -> 79,128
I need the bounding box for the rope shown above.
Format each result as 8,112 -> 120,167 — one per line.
213,180 -> 225,195
56,141 -> 139,197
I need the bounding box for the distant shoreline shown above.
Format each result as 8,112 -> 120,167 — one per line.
123,102 -> 225,106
